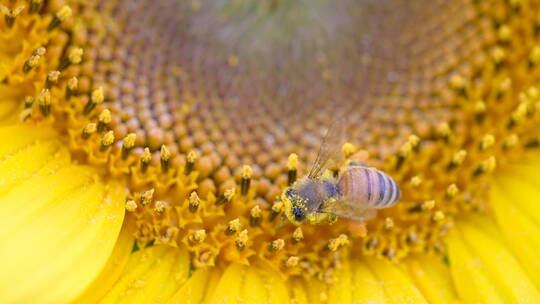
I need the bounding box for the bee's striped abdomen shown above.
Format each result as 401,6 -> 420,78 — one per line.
337,166 -> 400,209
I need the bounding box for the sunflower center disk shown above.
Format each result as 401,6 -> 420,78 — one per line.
4,0 -> 540,277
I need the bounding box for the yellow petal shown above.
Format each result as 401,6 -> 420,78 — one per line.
99,245 -> 190,304
495,170 -> 540,226
366,257 -> 428,304
243,265 -> 268,303
445,227 -> 505,303
168,268 -> 212,304
75,220 -> 136,303
289,278 -> 309,304
406,254 -> 458,304
491,183 -> 540,288
304,276 -> 329,304
208,263 -> 246,304
202,267 -> 223,304
254,262 -> 290,304
351,260 -> 387,304
0,136 -> 125,303
328,258 -> 353,304
0,124 -> 56,157
458,217 -> 540,303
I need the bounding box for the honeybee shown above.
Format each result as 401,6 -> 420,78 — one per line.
281,120 -> 401,225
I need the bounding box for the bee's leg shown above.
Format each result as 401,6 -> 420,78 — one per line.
307,212 -> 337,225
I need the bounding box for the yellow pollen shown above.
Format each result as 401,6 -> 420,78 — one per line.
236,230 -> 248,251
383,217 -> 394,231
432,211 -> 445,223
287,153 -> 298,170
410,176 -> 422,187
154,201 -> 167,214
82,123 -> 97,139
241,165 -> 253,179
250,205 -> 262,226
189,229 -> 206,243
446,184 -> 459,199
67,77 -> 78,90
226,218 -> 242,235
285,256 -> 299,268
530,46 -> 540,65
497,24 -> 512,42
341,142 -> 356,157
480,134 -> 495,150
36,89 -> 51,116
100,131 -> 115,150
491,47 -> 505,64
125,199 -> 137,212
328,234 -> 349,251
503,134 -> 519,149
46,71 -> 60,88
141,189 -> 155,206
55,5 -> 72,21
422,200 -> 435,211
123,133 -> 137,150
269,239 -> 285,251
188,192 -> 200,213
68,48 -> 83,64
292,227 -> 304,243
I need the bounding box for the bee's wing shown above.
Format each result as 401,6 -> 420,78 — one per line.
308,118 -> 347,179
319,199 -> 377,222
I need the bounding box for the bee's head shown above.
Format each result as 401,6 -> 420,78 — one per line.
281,187 -> 307,224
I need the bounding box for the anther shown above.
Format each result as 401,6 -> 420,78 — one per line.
23,96 -> 34,109
503,134 -> 519,150
97,109 -> 112,132
125,199 -> 137,212
140,148 -> 151,173
496,78 -> 512,100
236,230 -> 248,251
284,256 -> 299,268
432,211 -> 445,223
436,122 -> 451,141
48,5 -> 72,31
140,189 -> 154,206
269,200 -> 284,221
84,87 -> 104,115
292,227 -> 304,243
449,74 -> 467,97
29,0 -> 42,13
447,150 -> 467,171
59,47 -> 83,71
184,150 -> 197,175
46,71 -> 60,88
188,192 -> 200,213
383,217 -> 394,231
410,176 -> 422,187
249,205 -> 262,227
445,184 -> 459,200
269,239 -> 285,251
287,153 -> 298,186
240,165 -> 252,195
479,134 -> 495,150
81,123 -> 96,139
121,133 -> 136,159
508,102 -> 528,128
100,131 -> 114,152
529,46 -> 540,68
422,200 -> 435,211
342,142 -> 356,157
215,188 -> 235,206
154,200 -> 168,214
490,47 -> 505,68
1,5 -> 24,28
474,101 -> 486,122
23,55 -> 40,73
189,229 -> 206,243
497,25 -> 512,43
473,156 -> 496,176
65,77 -> 78,99
160,145 -> 171,174
36,89 -> 51,116
226,218 -> 242,235
328,234 -> 349,251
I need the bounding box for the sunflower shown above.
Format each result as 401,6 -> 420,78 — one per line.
2,0 -> 540,303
